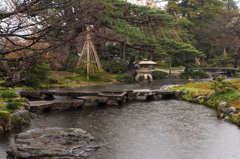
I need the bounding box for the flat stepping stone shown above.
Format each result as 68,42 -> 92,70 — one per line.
77,96 -> 109,103
6,127 -> 99,158
133,89 -> 156,96
41,90 -> 69,96
151,89 -> 175,94
28,99 -> 84,111
68,91 -> 99,98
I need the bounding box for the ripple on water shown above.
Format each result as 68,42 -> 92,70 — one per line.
1,99 -> 240,159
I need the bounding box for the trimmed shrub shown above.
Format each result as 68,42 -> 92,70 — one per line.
6,102 -> 22,110
135,55 -> 145,61
116,73 -> 133,83
1,91 -> 17,98
102,60 -> 127,73
208,56 -> 234,67
180,70 -> 210,79
21,64 -> 49,87
151,71 -> 167,79
210,77 -> 239,93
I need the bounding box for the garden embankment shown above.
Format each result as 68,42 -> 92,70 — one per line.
168,78 -> 240,126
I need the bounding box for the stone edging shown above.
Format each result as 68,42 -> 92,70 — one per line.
174,89 -> 240,126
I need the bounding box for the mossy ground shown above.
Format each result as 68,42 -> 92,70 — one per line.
19,71 -> 118,89
0,88 -> 30,132
0,111 -> 11,131
170,79 -> 240,109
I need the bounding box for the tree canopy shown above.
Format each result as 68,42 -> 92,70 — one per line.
0,0 -> 205,86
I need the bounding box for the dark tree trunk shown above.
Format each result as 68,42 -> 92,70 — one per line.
205,54 -> 209,61
234,47 -> 239,68
169,55 -> 172,75
123,42 -> 126,61
120,42 -> 123,62
128,55 -> 135,70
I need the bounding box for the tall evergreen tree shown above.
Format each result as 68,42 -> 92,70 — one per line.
167,0 -> 225,60
94,0 -> 202,62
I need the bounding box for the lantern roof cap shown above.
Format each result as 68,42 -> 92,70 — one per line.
138,59 -> 157,65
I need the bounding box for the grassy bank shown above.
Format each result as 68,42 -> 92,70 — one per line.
168,78 -> 240,126
13,71 -> 119,90
0,90 -> 30,136
0,71 -> 120,135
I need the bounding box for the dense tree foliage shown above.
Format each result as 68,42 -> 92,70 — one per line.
0,0 -> 99,86
96,0 -> 202,58
168,0 -> 240,64
0,0 -> 210,86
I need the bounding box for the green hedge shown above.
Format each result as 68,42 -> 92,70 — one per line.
21,64 -> 49,87
102,60 -> 127,73
6,102 -> 22,110
151,71 -> 167,79
180,70 -> 210,79
115,73 -> 133,83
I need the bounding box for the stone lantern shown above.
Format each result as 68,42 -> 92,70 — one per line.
135,59 -> 157,83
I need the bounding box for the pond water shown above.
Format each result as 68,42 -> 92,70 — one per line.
1,78 -> 240,159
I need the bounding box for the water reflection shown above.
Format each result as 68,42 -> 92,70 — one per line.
1,78 -> 240,159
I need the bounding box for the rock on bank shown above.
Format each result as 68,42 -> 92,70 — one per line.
6,127 -> 100,158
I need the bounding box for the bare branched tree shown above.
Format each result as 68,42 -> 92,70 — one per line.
0,0 -> 100,86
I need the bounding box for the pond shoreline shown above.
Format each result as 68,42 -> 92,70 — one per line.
1,78 -> 240,159
167,79 -> 240,127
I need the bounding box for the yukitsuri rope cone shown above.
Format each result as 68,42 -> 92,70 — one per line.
77,27 -> 102,80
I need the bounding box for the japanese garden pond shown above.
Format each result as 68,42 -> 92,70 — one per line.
1,78 -> 240,159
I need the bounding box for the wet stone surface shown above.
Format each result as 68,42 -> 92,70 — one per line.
6,127 -> 99,158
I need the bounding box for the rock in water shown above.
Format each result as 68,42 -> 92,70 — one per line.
174,90 -> 181,98
218,101 -> 227,111
12,110 -> 29,120
224,107 -> 236,116
6,127 -> 100,158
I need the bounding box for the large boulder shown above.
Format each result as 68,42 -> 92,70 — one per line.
7,127 -> 100,158
174,90 -> 181,98
203,96 -> 209,101
12,110 -> 29,120
11,110 -> 30,129
197,96 -> 202,101
224,107 -> 236,116
218,101 -> 227,112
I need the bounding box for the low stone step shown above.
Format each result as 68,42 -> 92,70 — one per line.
28,99 -> 84,111
98,90 -> 127,101
151,89 -> 175,94
68,91 -> 99,98
41,90 -> 69,96
77,96 -> 109,103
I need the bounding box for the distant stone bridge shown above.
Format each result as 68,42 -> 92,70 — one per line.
191,67 -> 240,76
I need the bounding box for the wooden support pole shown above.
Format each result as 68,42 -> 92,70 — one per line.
169,55 -> 171,75
90,41 -> 102,71
77,44 -> 85,67
87,34 -> 90,80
